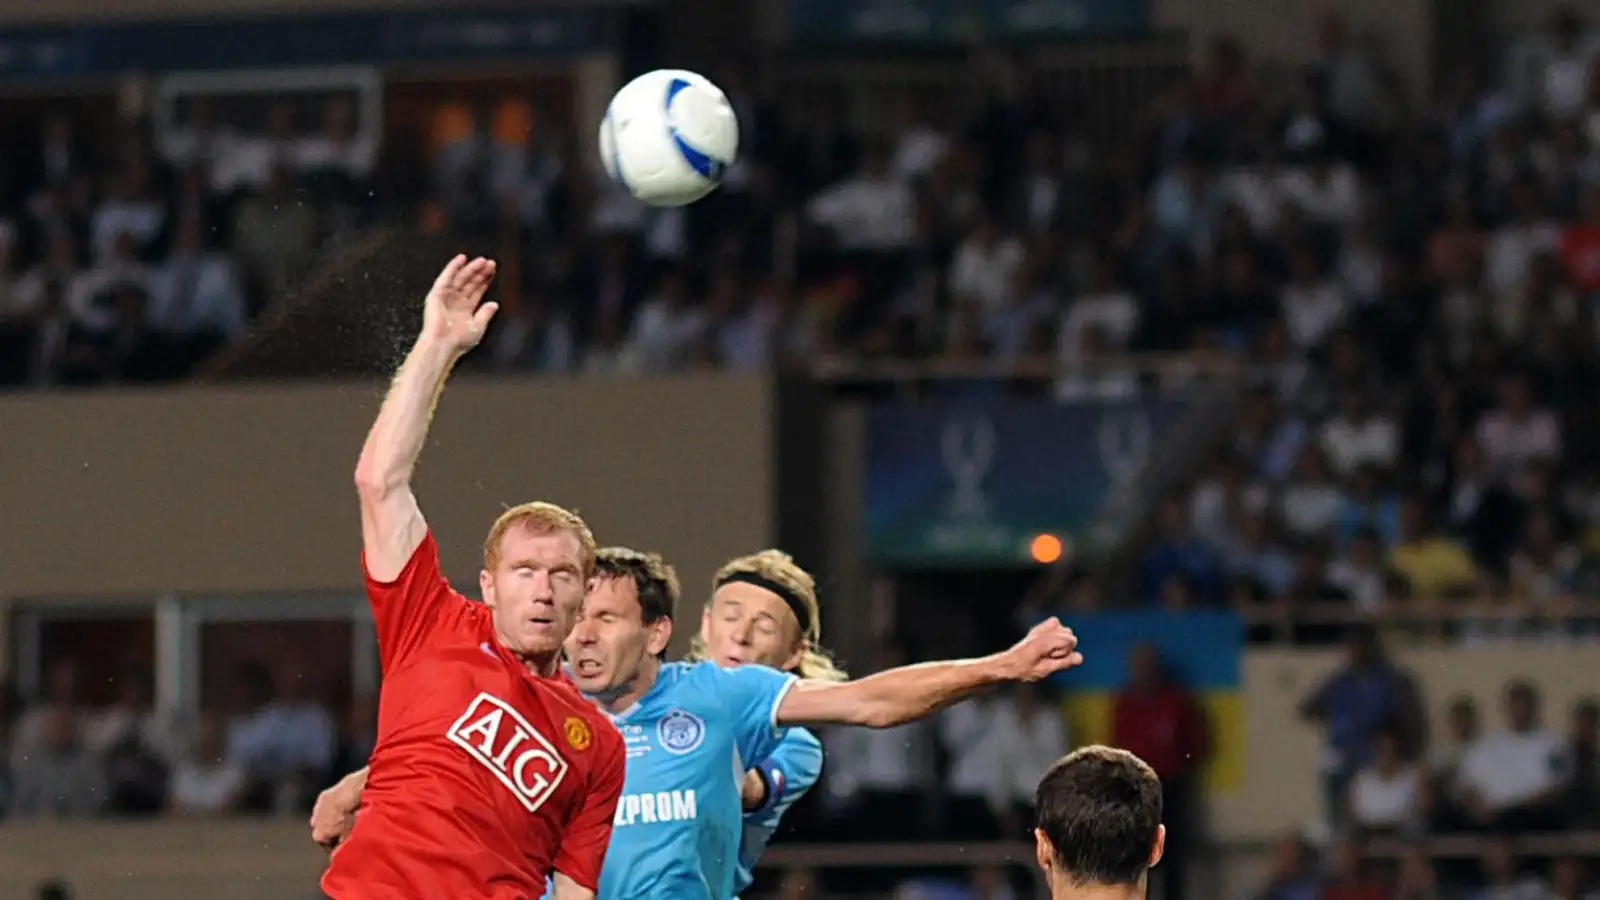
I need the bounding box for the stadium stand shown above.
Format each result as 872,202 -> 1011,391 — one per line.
9,4 -> 1600,900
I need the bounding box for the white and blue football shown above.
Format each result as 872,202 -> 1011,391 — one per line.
598,68 -> 739,207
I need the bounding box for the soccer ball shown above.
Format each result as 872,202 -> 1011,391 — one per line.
598,69 -> 739,207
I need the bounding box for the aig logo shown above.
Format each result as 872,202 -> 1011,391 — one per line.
447,692 -> 569,812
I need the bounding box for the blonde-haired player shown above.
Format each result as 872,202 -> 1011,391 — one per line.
688,549 -> 843,895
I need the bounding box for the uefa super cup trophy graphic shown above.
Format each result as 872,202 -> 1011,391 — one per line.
940,413 -> 996,521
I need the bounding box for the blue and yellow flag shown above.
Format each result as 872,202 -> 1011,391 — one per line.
1047,610 -> 1244,792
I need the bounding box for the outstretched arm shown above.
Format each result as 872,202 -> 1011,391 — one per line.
775,618 -> 1082,728
354,255 -> 498,581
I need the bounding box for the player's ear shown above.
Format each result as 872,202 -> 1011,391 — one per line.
781,639 -> 807,673
646,615 -> 674,657
479,569 -> 495,608
1033,828 -> 1054,876
1148,823 -> 1167,869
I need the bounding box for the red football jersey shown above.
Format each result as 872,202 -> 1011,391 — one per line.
322,532 -> 624,900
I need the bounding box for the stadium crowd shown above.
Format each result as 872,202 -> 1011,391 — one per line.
0,96 -> 373,386
9,5 -> 1600,900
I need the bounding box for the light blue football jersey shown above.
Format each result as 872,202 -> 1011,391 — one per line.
734,726 -> 824,895
592,660 -> 797,900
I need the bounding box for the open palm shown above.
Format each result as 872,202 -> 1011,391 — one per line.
422,254 -> 499,351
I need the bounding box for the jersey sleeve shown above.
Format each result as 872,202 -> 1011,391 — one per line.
736,728 -> 823,894
551,719 -> 626,892
715,663 -> 799,768
750,727 -> 823,817
363,531 -> 478,673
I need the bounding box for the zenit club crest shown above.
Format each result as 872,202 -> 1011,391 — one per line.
564,716 -> 593,752
657,709 -> 705,754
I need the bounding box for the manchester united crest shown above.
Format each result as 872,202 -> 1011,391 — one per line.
564,716 -> 592,752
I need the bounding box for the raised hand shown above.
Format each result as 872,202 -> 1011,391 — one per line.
1000,617 -> 1084,682
421,254 -> 499,352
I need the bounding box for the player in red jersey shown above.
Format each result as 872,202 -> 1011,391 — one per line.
320,255 -> 624,900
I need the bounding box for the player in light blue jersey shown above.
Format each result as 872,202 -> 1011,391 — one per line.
562,546 -> 1084,900
686,550 -> 848,895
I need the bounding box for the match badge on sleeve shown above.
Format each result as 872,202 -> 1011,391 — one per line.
564,715 -> 593,752
658,709 -> 705,755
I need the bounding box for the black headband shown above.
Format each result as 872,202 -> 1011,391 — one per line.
715,571 -> 812,636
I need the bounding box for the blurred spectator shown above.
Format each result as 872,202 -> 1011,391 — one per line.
1476,373 -> 1562,477
87,671 -> 175,817
170,712 -> 246,816
949,212 -> 1024,313
823,641 -> 936,843
805,144 -> 914,252
1540,8 -> 1594,119
1485,178 -> 1560,302
1470,838 -> 1548,900
1326,527 -> 1387,612
1142,497 -> 1224,606
1320,390 -> 1399,479
1505,505 -> 1580,618
986,682 -> 1067,836
1550,857 -> 1597,900
12,706 -> 104,818
225,663 -> 335,814
1250,834 -> 1321,900
1223,507 -> 1298,599
1346,727 -> 1427,835
1280,447 -> 1345,541
83,672 -> 177,763
148,213 -> 247,369
1440,438 -> 1524,571
621,267 -> 707,373
938,694 -> 1006,841
90,166 -> 168,262
1393,846 -> 1441,900
1057,255 -> 1139,364
1300,625 -> 1424,829
1431,695 -> 1481,829
1560,183 -> 1600,291
232,164 -> 319,304
11,661 -> 84,772
294,96 -> 378,186
1113,643 -> 1208,900
102,723 -> 170,817
1456,681 -> 1569,832
1236,387 -> 1310,484
159,97 -> 227,177
1320,837 -> 1391,900
27,113 -> 91,192
2,232 -> 96,385
1280,242 -> 1348,351
1190,453 -> 1265,545
1389,494 -> 1480,601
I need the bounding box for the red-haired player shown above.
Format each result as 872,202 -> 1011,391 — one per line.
320,256 -> 624,900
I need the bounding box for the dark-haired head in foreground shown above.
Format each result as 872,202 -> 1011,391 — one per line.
1035,746 -> 1166,900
